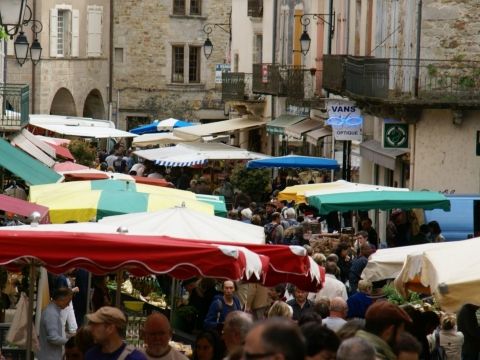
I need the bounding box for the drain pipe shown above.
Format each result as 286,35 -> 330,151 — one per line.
271,0 -> 278,155
31,0 -> 37,112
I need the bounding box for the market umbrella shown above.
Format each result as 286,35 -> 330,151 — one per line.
392,237 -> 480,312
307,190 -> 451,215
0,194 -> 50,224
246,155 -> 339,170
32,190 -> 214,223
278,180 -> 409,204
130,118 -> 194,135
194,194 -> 228,217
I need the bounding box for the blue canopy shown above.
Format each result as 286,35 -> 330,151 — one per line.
246,155 -> 340,170
130,118 -> 194,135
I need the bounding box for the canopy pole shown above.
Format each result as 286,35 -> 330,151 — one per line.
26,263 -> 36,360
115,270 -> 122,308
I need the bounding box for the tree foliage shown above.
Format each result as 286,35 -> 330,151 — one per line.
68,140 -> 96,167
230,163 -> 271,203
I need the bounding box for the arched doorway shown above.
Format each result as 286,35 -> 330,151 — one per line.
83,89 -> 106,119
50,88 -> 76,116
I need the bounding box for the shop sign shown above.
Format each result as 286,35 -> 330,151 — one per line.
383,123 -> 409,148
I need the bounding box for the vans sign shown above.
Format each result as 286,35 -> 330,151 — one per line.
326,100 -> 363,141
327,100 -> 361,118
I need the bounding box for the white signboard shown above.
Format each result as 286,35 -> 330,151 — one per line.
215,64 -> 231,84
326,99 -> 363,141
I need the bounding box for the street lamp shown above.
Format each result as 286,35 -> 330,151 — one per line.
11,4 -> 43,66
0,0 -> 27,38
13,31 -> 28,65
30,37 -> 42,64
296,13 -> 336,56
202,21 -> 231,59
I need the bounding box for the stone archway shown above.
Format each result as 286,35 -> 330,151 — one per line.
50,88 -> 77,116
83,89 -> 106,119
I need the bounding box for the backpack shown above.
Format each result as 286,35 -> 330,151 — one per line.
264,223 -> 280,244
113,156 -> 126,173
430,330 -> 447,360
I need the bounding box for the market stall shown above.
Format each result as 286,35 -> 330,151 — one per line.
246,155 -> 339,170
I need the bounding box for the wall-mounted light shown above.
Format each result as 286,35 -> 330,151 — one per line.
295,13 -> 335,56
202,19 -> 231,59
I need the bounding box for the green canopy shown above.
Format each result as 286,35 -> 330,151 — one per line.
0,137 -> 62,185
195,194 -> 228,217
307,190 -> 451,214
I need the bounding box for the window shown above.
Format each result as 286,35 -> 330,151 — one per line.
50,6 -> 79,58
248,0 -> 263,17
115,47 -> 124,63
190,0 -> 201,15
173,0 -> 185,15
172,45 -> 185,83
87,5 -> 103,57
189,46 -> 200,82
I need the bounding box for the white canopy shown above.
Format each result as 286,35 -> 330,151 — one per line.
174,117 -> 266,141
29,115 -> 137,138
132,133 -> 231,147
392,238 -> 480,312
134,142 -> 269,166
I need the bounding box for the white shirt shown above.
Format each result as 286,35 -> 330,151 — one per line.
315,274 -> 348,301
322,316 -> 347,332
141,347 -> 189,360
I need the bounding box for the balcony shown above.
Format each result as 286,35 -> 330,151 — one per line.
222,73 -> 253,101
323,55 -> 480,111
0,84 -> 29,132
252,64 -> 305,98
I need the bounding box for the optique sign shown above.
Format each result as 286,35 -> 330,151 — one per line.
326,100 -> 363,141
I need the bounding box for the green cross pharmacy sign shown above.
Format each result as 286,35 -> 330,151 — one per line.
383,123 -> 409,148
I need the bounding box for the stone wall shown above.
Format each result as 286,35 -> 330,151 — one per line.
114,0 -> 231,129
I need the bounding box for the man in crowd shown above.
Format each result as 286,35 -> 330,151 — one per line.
85,306 -> 146,360
286,287 -> 313,322
322,297 -> 348,332
347,280 -> 373,319
38,287 -> 73,360
336,337 -> 375,360
349,244 -> 374,294
356,301 -> 412,360
264,212 -> 284,244
222,311 -> 254,357
244,318 -> 305,360
315,262 -> 348,301
141,313 -> 188,360
301,322 -> 340,360
457,303 -> 480,360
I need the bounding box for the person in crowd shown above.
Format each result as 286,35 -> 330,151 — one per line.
355,300 -> 412,360
263,202 -> 276,224
336,319 -> 366,341
188,179 -> 199,193
312,253 -> 327,267
251,214 -> 262,226
348,244 -> 375,294
336,337 -> 375,360
427,313 -> 463,360
428,220 -> 445,242
286,287 -> 313,322
245,284 -> 270,320
354,231 -> 371,257
283,208 -> 299,228
264,212 -> 284,244
221,311 -> 253,356
72,268 -> 89,327
387,210 -> 411,247
301,322 -> 340,360
91,275 -> 112,311
396,332 -> 422,360
347,280 -> 373,319
267,301 -> 293,319
129,163 -> 146,177
315,262 -> 348,301
297,312 -> 323,327
204,280 -> 242,331
313,297 -> 330,319
322,297 -> 348,332
38,287 -> 74,360
64,326 -> 94,360
141,312 -> 188,360
85,306 -> 146,360
244,318 -> 306,360
240,208 -> 253,223
361,218 -> 379,249
227,209 -> 239,220
193,330 -> 224,360
456,304 -> 480,360
411,224 -> 430,245
334,242 -> 352,284
53,269 -> 79,336
186,278 -> 221,330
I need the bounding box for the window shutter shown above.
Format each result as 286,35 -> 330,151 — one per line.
50,8 -> 58,57
87,6 -> 103,57
71,9 -> 79,57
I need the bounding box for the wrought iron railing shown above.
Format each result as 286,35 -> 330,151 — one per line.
222,73 -> 253,101
252,64 -> 305,97
0,84 -> 29,130
323,55 -> 480,102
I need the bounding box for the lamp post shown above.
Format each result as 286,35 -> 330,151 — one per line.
202,21 -> 231,59
1,2 -> 43,66
296,12 -> 336,56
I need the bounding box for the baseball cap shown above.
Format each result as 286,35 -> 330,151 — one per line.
365,301 -> 412,325
86,306 -> 127,326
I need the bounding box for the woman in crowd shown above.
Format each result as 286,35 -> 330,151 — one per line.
193,330 -> 224,360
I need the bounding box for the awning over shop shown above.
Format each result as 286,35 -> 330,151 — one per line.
10,132 -> 56,167
266,115 -> 306,135
173,117 -> 265,141
0,194 -> 50,223
360,139 -> 409,170
0,138 -> 63,185
284,118 -> 323,139
305,127 -> 332,145
29,115 -> 137,138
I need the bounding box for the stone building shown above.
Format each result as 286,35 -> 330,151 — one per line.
113,0 -> 231,131
5,0 -> 110,119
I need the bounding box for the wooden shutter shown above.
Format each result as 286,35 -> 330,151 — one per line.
71,9 -> 79,57
50,8 -> 58,57
87,5 -> 103,57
